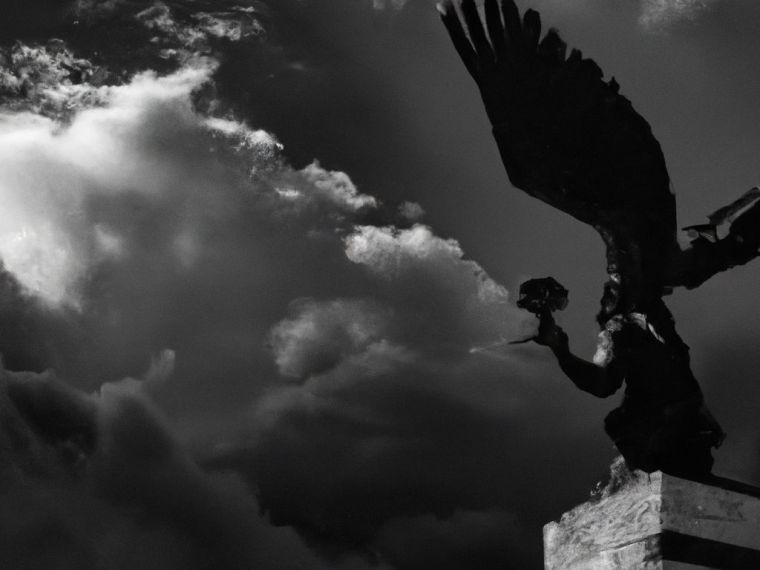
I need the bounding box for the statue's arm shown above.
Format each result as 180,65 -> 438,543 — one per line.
536,314 -> 623,398
670,194 -> 760,289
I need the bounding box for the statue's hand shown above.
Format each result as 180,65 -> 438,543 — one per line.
534,313 -> 569,351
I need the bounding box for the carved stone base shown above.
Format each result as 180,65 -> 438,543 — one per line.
543,471 -> 760,569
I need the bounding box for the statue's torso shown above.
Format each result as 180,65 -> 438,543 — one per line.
594,310 -> 724,474
594,312 -> 702,409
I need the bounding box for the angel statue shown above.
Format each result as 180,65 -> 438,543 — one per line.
438,0 -> 760,479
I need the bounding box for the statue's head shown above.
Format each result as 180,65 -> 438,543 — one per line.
597,277 -> 622,325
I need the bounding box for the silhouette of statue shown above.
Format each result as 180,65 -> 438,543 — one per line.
439,0 -> 760,479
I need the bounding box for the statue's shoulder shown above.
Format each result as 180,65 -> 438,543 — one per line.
593,316 -> 625,366
593,313 -> 655,366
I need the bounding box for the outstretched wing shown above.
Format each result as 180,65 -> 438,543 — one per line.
439,0 -> 678,313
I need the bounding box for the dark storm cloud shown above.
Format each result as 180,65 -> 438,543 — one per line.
0,362 -> 388,569
245,382 -> 524,560
209,348 -> 608,567
374,509 -> 535,569
0,265 -> 76,372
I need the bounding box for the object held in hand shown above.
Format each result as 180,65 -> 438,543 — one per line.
510,277 -> 568,344
516,277 -> 569,316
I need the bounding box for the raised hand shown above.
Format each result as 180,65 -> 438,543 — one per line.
533,311 -> 569,351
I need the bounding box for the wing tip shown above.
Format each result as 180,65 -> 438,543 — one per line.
436,1 -> 453,16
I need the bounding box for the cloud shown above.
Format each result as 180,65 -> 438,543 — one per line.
0,362 -> 388,569
135,1 -> 265,59
639,0 -> 720,30
371,0 -> 410,10
270,298 -> 393,379
0,41 -> 108,119
0,59 -> 220,307
216,342 -> 574,567
0,37 -> 442,409
343,225 -> 523,356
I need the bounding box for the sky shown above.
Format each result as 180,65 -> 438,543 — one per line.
0,0 -> 759,568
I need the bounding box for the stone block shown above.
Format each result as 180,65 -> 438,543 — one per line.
544,471 -> 760,569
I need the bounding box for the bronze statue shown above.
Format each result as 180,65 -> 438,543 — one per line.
438,0 -> 760,479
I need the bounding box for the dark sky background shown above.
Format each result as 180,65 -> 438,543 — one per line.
0,0 -> 759,568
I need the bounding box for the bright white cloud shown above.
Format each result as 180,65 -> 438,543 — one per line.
345,224 -> 510,309
0,61 -> 219,306
301,162 -> 378,212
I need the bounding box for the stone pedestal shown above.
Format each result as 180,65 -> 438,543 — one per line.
543,471 -> 760,569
